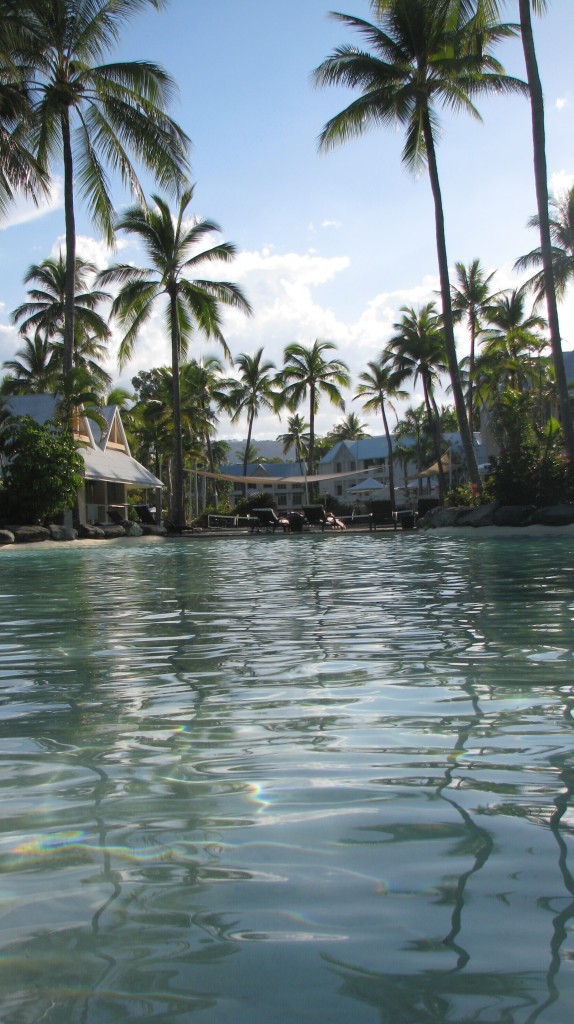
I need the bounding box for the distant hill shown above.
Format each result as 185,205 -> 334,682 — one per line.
221,438 -> 292,463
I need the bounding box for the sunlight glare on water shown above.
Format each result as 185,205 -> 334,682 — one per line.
1,532 -> 574,1023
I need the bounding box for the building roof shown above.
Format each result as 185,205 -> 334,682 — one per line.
220,461 -> 304,480
318,432 -> 486,466
3,394 -> 162,488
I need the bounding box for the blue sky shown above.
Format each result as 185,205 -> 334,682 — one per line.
1,0 -> 573,440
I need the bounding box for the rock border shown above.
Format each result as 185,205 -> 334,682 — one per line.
418,502 -> 574,530
0,520 -> 167,546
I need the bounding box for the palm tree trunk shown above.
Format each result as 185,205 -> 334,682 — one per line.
423,381 -> 445,504
61,111 -> 76,379
308,386 -> 316,500
519,0 -> 574,464
170,293 -> 185,528
242,408 -> 254,498
380,402 -> 396,512
422,112 -> 481,489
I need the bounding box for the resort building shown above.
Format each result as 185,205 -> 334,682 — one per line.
2,395 -> 163,525
317,432 -> 489,505
218,461 -> 307,509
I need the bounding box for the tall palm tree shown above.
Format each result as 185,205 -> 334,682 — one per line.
314,0 -> 526,488
13,0 -> 190,376
0,2 -> 48,215
385,303 -> 448,501
98,188 -> 252,529
11,253 -> 111,348
516,0 -> 574,462
451,259 -> 498,432
276,413 -> 310,502
354,357 -> 408,511
1,330 -> 58,393
515,185 -> 574,303
222,348 -> 277,478
276,339 -> 351,482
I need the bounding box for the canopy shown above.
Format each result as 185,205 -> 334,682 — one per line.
347,476 -> 387,494
417,452 -> 451,478
197,466 -> 376,485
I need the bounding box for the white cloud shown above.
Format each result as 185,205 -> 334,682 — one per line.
0,180 -> 63,231
556,95 -> 569,111
549,169 -> 574,197
321,219 -> 342,229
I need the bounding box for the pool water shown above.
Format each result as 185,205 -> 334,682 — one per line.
1,532 -> 574,1023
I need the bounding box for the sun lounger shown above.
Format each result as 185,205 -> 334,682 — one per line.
134,504 -> 157,525
250,508 -> 288,533
302,505 -> 345,530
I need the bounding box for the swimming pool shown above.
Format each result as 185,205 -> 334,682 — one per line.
1,532 -> 574,1023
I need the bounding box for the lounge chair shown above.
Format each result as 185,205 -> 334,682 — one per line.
369,500 -> 394,530
302,505 -> 345,531
250,508 -> 288,533
107,507 -> 126,525
134,504 -> 157,526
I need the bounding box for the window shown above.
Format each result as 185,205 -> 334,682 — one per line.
336,462 -> 342,474
277,495 -> 287,506
336,485 -> 343,496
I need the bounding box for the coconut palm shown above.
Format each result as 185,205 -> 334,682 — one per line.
314,0 -> 526,488
98,187 -> 252,529
13,0 -> 190,376
451,259 -> 499,432
385,303 -> 448,501
0,3 -> 48,215
180,356 -> 227,508
11,253 -> 111,348
221,348 -> 277,478
517,0 -> 574,461
478,285 -> 547,394
328,411 -> 371,441
354,358 -> 408,511
276,339 -> 351,483
277,413 -> 310,468
1,330 -> 58,393
515,185 -> 574,304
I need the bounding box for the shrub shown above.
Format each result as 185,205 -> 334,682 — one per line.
0,416 -> 84,525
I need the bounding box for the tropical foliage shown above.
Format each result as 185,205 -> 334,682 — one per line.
0,414 -> 84,524
98,187 -> 252,527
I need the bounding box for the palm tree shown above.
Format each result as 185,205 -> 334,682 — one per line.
14,0 -> 190,376
354,357 -> 408,512
478,284 -> 547,394
515,185 -> 574,303
385,303 -> 448,501
314,0 -> 526,488
328,411 -> 371,441
276,339 -> 351,484
98,188 -> 252,529
517,0 -> 574,462
451,259 -> 498,432
222,348 -> 277,479
0,3 -> 48,215
11,253 -> 111,349
180,356 -> 227,508
1,330 -> 58,393
277,413 -> 310,466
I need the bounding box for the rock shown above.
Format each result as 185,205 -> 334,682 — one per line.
0,528 -> 15,545
49,524 -> 78,542
493,505 -> 536,527
78,524 -> 106,539
419,506 -> 463,529
97,523 -> 126,538
124,521 -> 143,537
455,502 -> 498,527
12,525 -> 51,543
529,504 -> 574,526
140,523 -> 167,536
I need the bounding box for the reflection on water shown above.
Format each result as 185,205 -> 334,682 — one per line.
1,532 -> 574,1023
